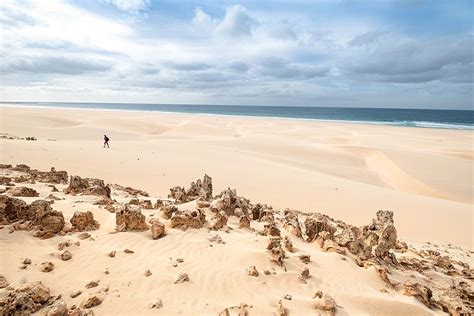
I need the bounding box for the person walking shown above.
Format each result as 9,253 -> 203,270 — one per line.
103,134 -> 110,148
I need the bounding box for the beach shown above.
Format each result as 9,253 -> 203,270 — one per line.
1,106 -> 472,246
0,105 -> 473,315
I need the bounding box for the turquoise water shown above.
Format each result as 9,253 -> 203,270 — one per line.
3,102 -> 473,130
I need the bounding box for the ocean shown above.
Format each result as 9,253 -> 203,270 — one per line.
2,102 -> 473,130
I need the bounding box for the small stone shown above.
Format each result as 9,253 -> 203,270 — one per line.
124,249 -> 134,254
247,266 -> 259,277
283,294 -> 292,300
78,232 -> 91,240
176,258 -> 184,263
61,250 -> 72,261
174,273 -> 190,284
101,286 -> 109,293
85,280 -> 99,289
299,254 -> 310,264
70,290 -> 82,298
145,270 -> 152,277
264,270 -> 271,275
149,299 -> 163,309
109,251 -> 116,257
23,258 -> 32,265
83,295 -> 103,308
41,261 -> 54,272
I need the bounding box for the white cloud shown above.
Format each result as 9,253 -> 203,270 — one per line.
103,0 -> 150,13
215,5 -> 258,38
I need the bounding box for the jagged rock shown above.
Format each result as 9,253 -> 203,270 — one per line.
299,267 -> 310,281
277,300 -> 287,316
115,206 -> 149,232
169,174 -> 213,204
7,186 -> 39,197
283,236 -> 293,252
0,274 -> 9,288
210,188 -> 251,216
12,164 -> 31,172
361,210 -> 398,263
283,209 -> 302,238
320,239 -> 346,255
30,167 -> 68,184
305,214 -> 336,242
61,250 -> 72,261
150,218 -> 165,239
174,273 -> 190,284
402,281 -> 433,307
0,195 -> 30,224
70,211 -> 100,231
40,261 -> 54,272
239,215 -> 251,229
435,256 -> 455,270
83,295 -> 103,308
312,293 -> 337,315
267,238 -> 285,266
170,209 -> 206,229
263,223 -> 280,237
47,299 -> 68,316
299,254 -> 310,264
30,200 -> 65,239
0,164 -> 12,169
0,176 -> 14,186
247,266 -> 259,277
210,211 -> 228,230
64,176 -> 111,198
0,281 -> 51,314
161,205 -> 178,220
145,269 -> 152,277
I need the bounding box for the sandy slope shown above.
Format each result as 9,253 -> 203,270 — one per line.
0,105 -> 472,248
0,171 -> 447,315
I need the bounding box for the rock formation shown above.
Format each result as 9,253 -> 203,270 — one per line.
169,174 -> 213,203
64,175 -> 111,198
70,211 -> 100,231
115,206 -> 149,232
170,210 -> 206,229
7,186 -> 39,197
150,218 -> 165,239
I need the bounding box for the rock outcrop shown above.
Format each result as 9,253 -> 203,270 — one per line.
170,210 -> 206,229
150,218 -> 165,239
0,281 -> 51,315
70,211 -> 100,231
7,186 -> 39,197
115,206 -> 149,232
169,174 -> 213,203
64,175 -> 111,198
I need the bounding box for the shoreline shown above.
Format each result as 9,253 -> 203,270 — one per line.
1,103 -> 473,131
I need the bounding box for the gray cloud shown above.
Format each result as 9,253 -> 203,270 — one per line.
258,57 -> 330,79
347,35 -> 473,83
3,56 -> 113,75
166,62 -> 212,71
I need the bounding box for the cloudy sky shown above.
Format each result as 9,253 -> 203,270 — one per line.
1,0 -> 473,109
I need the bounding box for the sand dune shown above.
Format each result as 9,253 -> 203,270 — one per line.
0,105 -> 472,248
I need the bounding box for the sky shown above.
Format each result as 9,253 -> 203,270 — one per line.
0,0 -> 473,109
